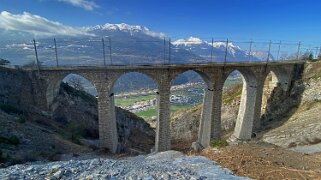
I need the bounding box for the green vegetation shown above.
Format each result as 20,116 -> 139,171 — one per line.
17,115 -> 26,123
0,150 -> 4,163
312,71 -> 321,80
224,76 -> 242,87
115,95 -> 155,107
117,78 -> 242,121
0,135 -> 20,145
63,122 -> 85,145
115,84 -> 205,120
222,84 -> 243,105
0,104 -> 23,115
170,104 -> 192,112
210,140 -> 228,148
135,108 -> 157,120
303,61 -> 321,80
134,104 -> 197,121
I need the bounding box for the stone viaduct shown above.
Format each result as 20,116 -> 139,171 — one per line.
23,62 -> 299,153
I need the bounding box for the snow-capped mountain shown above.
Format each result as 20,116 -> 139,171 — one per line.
173,37 -> 259,62
250,51 -> 275,61
85,23 -> 165,38
0,23 -> 264,66
0,23 -> 202,65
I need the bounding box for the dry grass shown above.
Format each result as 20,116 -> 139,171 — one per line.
196,143 -> 321,179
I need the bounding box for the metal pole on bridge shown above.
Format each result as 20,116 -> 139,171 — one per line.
33,39 -> 40,73
169,38 -> 171,64
210,38 -> 214,63
314,47 -> 319,60
163,37 -> 166,65
54,38 -> 59,67
265,40 -> 272,71
108,37 -> 112,65
102,38 -> 106,66
248,39 -> 253,61
296,41 -> 301,60
276,41 -> 282,61
223,38 -> 229,67
266,40 -> 272,63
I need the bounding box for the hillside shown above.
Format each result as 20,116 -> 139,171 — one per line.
0,67 -> 155,167
170,61 -> 321,179
261,61 -> 321,150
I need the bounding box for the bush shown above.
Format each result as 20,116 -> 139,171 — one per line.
63,122 -> 85,145
8,136 -> 20,145
0,135 -> 20,145
17,115 -> 26,123
0,104 -> 23,115
210,140 -> 228,148
0,150 -> 4,163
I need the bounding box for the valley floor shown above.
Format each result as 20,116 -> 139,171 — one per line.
196,142 -> 321,179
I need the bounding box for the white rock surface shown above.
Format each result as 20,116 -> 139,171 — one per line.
0,151 -> 248,179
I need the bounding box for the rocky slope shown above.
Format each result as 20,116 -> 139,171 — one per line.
51,82 -> 155,152
0,67 -> 155,166
171,61 -> 321,153
171,84 -> 241,144
262,61 -> 321,150
0,151 -> 247,179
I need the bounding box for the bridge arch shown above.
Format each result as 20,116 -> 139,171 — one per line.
111,71 -> 159,152
46,73 -> 96,110
265,66 -> 291,91
258,66 -> 292,129
45,73 -> 100,148
170,69 -> 215,150
110,70 -> 159,91
222,67 -> 258,141
170,69 -> 213,88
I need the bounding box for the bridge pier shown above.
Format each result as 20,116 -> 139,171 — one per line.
232,75 -> 258,140
155,82 -> 171,152
96,83 -> 119,153
211,77 -> 223,140
195,72 -> 223,149
253,76 -> 265,130
197,87 -> 214,148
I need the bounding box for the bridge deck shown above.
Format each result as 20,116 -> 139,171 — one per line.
20,60 -> 304,71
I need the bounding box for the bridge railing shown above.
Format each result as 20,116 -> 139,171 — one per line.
0,37 -> 320,67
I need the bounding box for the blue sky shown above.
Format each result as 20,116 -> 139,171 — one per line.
1,0 -> 321,43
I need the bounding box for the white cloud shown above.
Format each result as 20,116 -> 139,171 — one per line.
57,0 -> 98,11
0,11 -> 93,37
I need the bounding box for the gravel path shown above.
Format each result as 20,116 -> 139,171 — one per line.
0,151 -> 248,179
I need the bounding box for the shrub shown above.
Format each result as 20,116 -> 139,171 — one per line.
8,136 -> 20,145
0,150 -> 4,163
17,115 -> 26,123
210,140 -> 228,148
63,122 -> 85,145
0,135 -> 20,145
0,104 -> 23,115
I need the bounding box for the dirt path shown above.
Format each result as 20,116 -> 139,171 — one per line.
194,142 -> 321,179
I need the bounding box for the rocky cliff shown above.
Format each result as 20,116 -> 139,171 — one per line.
262,61 -> 321,151
171,62 -> 320,153
0,67 -> 155,166
171,84 -> 242,145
